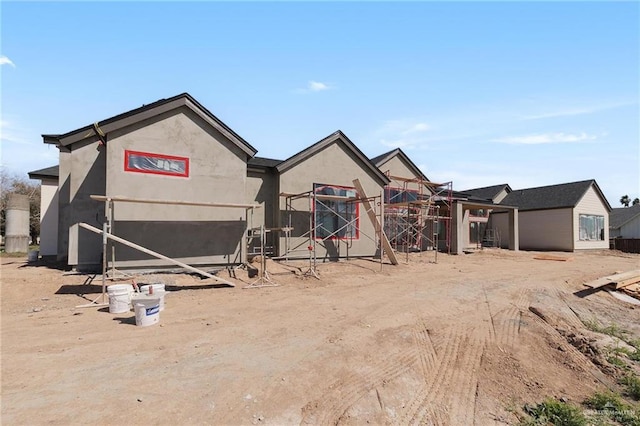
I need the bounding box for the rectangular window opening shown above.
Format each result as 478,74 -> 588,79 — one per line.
314,183 -> 359,240
579,214 -> 604,241
124,150 -> 189,177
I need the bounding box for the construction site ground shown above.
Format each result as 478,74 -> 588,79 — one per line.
2,249 -> 639,425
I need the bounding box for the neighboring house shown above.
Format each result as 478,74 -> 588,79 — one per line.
492,179 -> 611,251
27,165 -> 60,258
610,204 -> 640,239
37,93 -> 258,270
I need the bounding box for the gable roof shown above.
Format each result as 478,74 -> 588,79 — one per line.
370,148 -> 429,181
276,130 -> 390,185
28,165 -> 59,180
499,179 -> 612,212
459,184 -> 511,202
42,93 -> 257,157
610,204 -> 640,229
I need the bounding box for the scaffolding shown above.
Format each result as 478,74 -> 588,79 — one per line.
276,180 -> 391,277
382,173 -> 453,261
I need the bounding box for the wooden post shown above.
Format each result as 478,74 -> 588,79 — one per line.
352,179 -> 398,265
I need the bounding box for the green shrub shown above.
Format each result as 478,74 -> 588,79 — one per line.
522,398 -> 587,426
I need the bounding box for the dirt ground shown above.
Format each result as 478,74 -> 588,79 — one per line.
1,249 -> 639,425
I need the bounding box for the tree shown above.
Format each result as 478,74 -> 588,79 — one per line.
620,194 -> 631,207
634,198 -> 640,206
1,170 -> 41,245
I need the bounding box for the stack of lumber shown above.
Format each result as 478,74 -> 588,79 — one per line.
583,270 -> 640,301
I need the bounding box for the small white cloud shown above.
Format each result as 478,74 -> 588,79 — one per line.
0,55 -> 15,67
295,80 -> 333,94
493,132 -> 597,145
308,81 -> 329,92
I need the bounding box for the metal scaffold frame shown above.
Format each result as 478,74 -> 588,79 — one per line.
276,180 -> 393,277
383,173 -> 453,262
76,195 -> 261,307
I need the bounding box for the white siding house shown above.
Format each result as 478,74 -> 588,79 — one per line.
491,180 -> 611,251
610,204 -> 640,239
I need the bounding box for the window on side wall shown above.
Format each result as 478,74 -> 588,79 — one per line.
314,183 -> 359,240
578,214 -> 604,241
124,150 -> 189,177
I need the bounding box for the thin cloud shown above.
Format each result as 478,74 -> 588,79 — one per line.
521,101 -> 636,121
0,55 -> 16,67
493,132 -> 598,145
295,80 -> 333,94
401,122 -> 430,135
375,119 -> 432,150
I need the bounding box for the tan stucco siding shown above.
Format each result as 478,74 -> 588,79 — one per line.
39,179 -> 59,257
68,139 -> 106,267
279,142 -> 384,259
574,186 -> 609,250
378,156 -> 425,193
103,108 -> 249,267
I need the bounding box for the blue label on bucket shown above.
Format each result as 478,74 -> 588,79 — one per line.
146,306 -> 159,315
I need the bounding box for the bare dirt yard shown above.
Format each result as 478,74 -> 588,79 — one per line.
2,249 -> 639,425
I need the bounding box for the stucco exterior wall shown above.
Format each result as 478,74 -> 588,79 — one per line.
377,156 -> 425,193
103,108 -> 249,268
278,142 -> 384,260
246,169 -> 278,255
39,179 -> 59,257
573,186 -> 610,250
67,138 -> 106,268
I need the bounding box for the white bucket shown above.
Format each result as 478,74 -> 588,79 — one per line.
133,290 -> 166,312
134,298 -> 160,327
107,284 -> 133,314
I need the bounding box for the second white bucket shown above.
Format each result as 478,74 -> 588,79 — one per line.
140,284 -> 166,311
134,298 -> 161,327
107,284 -> 133,314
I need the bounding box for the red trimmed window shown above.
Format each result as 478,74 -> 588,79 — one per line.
313,183 -> 359,240
124,150 -> 189,177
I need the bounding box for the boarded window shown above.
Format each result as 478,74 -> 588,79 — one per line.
579,214 -> 604,241
314,184 -> 359,240
124,150 -> 189,177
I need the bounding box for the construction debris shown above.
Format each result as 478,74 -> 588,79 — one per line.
533,254 -> 574,262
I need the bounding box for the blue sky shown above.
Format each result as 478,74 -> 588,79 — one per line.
1,1 -> 638,206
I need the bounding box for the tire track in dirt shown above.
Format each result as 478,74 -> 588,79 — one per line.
414,316 -> 438,376
491,287 -> 531,349
300,349 -> 419,425
398,321 -> 487,426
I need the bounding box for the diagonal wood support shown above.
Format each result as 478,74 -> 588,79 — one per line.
352,179 -> 398,265
78,222 -> 235,287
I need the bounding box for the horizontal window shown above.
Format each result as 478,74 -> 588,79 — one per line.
579,214 -> 604,241
124,150 -> 189,177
